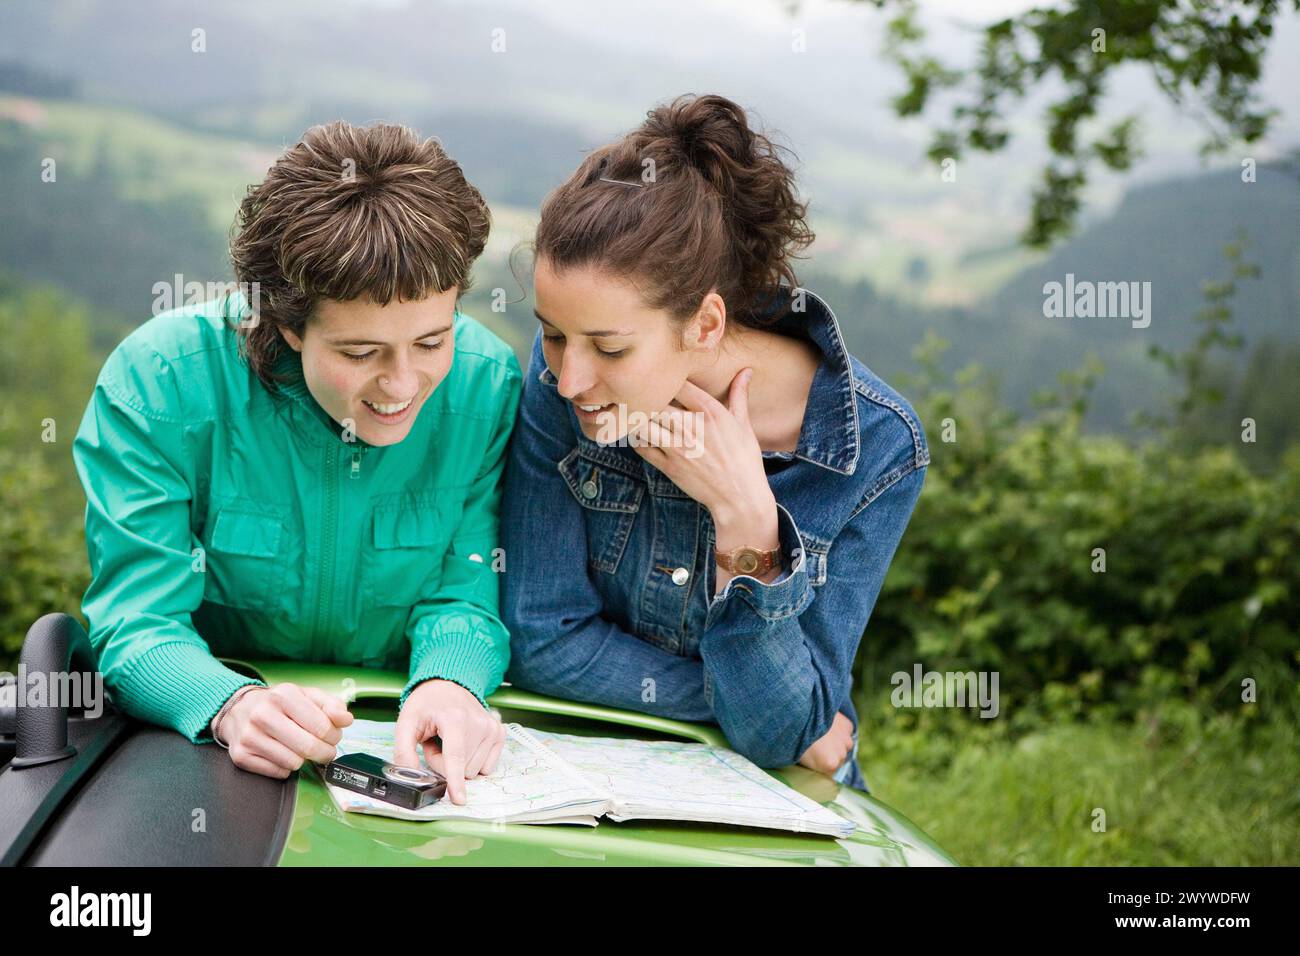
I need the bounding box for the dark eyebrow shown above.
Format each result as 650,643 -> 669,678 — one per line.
327,324 -> 453,347
534,310 -> 632,337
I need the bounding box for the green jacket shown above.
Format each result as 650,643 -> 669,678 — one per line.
72,295 -> 521,742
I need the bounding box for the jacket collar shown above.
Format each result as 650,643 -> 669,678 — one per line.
267,347 -> 366,443
537,286 -> 861,475
218,288 -> 377,449
755,288 -> 861,476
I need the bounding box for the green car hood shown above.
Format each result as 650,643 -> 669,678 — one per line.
238,660 -> 956,867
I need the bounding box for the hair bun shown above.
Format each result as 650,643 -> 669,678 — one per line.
651,95 -> 753,191
649,95 -> 813,311
536,93 -> 813,328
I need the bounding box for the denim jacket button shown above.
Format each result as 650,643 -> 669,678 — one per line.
581,479 -> 598,499
671,567 -> 690,586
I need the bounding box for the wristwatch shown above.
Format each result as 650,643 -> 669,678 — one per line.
714,544 -> 783,576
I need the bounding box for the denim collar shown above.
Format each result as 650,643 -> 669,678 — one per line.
538,287 -> 861,476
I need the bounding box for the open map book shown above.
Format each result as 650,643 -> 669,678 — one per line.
320,718 -> 855,838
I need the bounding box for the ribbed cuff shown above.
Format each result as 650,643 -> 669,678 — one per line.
110,642 -> 265,743
401,613 -> 509,709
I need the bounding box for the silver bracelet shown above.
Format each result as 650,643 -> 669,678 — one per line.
211,685 -> 262,749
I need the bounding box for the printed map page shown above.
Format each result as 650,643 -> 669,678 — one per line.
531,731 -> 855,838
322,719 -> 854,837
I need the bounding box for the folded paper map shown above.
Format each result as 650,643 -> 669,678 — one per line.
319,718 -> 855,838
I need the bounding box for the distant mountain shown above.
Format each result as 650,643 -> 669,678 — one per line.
803,159 -> 1300,446
0,115 -> 227,339
2,90 -> 1295,457
8,0 -> 1296,304
989,162 -> 1300,353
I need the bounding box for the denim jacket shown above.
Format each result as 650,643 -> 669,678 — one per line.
500,290 -> 929,791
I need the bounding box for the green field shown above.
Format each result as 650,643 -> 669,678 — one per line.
859,696 -> 1299,866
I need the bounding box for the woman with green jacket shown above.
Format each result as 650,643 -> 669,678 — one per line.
71,122 -> 520,803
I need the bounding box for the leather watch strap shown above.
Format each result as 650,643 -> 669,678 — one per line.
714,544 -> 782,576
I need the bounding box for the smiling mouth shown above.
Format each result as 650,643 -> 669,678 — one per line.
363,397 -> 415,415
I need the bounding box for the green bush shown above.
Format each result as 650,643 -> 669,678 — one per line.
0,278 -> 101,670
0,448 -> 88,668
863,334 -> 1300,730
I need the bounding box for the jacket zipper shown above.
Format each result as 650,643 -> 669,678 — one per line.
315,442 -> 370,657
313,443 -> 339,660
310,434 -> 371,658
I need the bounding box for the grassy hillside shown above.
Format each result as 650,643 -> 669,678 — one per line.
2,93 -> 1297,461
0,96 -> 536,350
990,162 -> 1300,352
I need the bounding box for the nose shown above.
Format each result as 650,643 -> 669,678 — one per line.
377,353 -> 420,399
555,354 -> 596,402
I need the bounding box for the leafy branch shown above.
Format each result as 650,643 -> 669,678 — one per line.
858,0 -> 1294,247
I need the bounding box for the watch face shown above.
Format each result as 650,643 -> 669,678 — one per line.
735,549 -> 760,574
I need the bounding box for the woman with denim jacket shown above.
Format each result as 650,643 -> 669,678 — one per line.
501,95 -> 929,790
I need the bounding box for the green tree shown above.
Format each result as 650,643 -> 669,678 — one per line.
857,0 -> 1298,246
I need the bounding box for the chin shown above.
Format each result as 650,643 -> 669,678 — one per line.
580,419 -> 627,446
362,426 -> 412,447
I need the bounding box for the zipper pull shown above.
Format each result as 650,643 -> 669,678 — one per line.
350,448 -> 362,479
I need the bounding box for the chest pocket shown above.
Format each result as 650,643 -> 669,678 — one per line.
558,450 -> 644,575
362,504 -> 446,609
204,504 -> 289,615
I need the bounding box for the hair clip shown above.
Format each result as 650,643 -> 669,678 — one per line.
597,176 -> 644,188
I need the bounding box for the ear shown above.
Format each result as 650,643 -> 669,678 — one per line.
684,291 -> 726,352
279,324 -> 304,354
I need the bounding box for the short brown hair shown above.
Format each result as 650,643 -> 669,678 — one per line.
230,121 -> 490,387
533,94 -> 813,329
